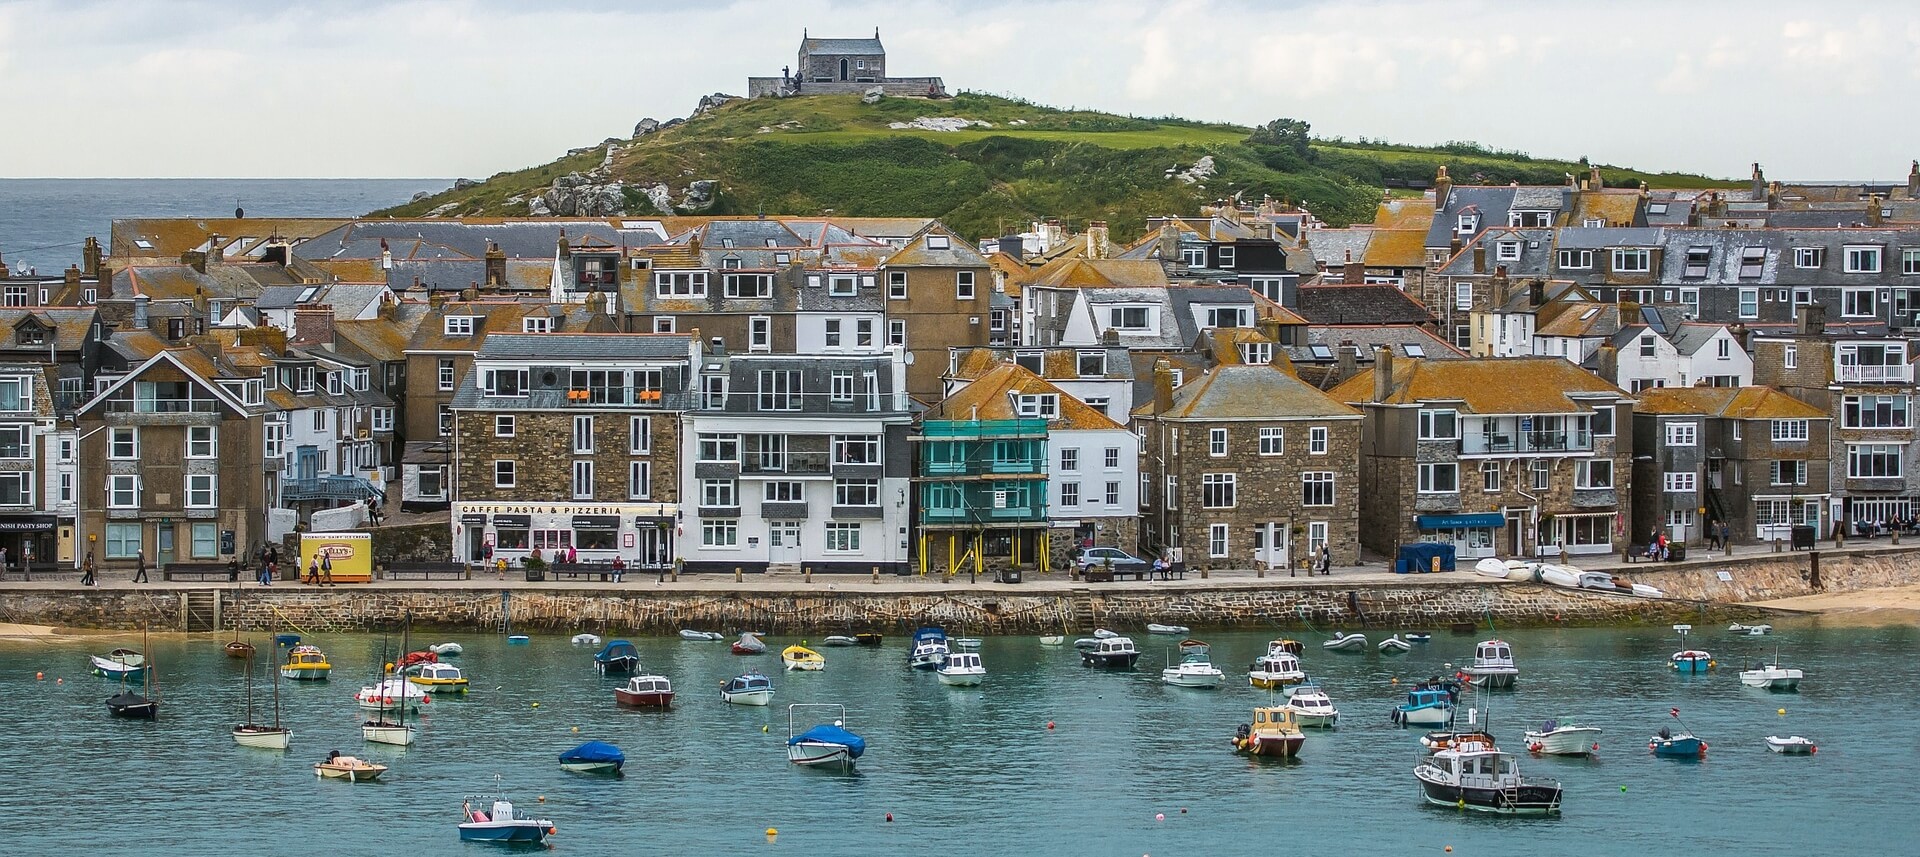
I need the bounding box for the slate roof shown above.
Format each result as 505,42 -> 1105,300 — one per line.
1295,284 -> 1435,325
1300,229 -> 1373,268
1144,363 -> 1361,421
1427,186 -> 1516,247
926,363 -> 1122,430
1328,356 -> 1628,413
476,333 -> 692,361
0,308 -> 97,351
1435,227 -> 1556,278
1633,386 -> 1825,419
802,36 -> 884,54
1666,322 -> 1729,356
1290,325 -> 1466,363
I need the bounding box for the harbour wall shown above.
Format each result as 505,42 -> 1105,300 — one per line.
1,546 -> 1905,634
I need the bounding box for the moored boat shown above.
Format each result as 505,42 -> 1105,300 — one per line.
1522,720 -> 1601,756
936,651 -> 986,686
1649,728 -> 1707,758
107,689 -> 158,719
315,751 -> 387,782
558,740 -> 625,774
907,627 -> 950,670
614,674 -> 674,707
362,717 -> 415,746
1038,635 -> 1065,646
782,645 -> 826,671
1267,639 -> 1305,655
1392,687 -> 1456,728
394,650 -> 438,673
1248,651 -> 1305,689
1405,633 -> 1432,643
1322,632 -> 1367,653
721,672 -> 775,706
1669,624 -> 1713,673
571,633 -> 602,647
1462,639 -> 1519,688
90,648 -> 148,680
1161,649 -> 1224,689
429,642 -> 463,656
1414,745 -> 1562,814
732,632 -> 768,655
1079,636 -> 1140,669
459,794 -> 554,843
1728,623 -> 1773,636
1378,635 -> 1412,654
1739,647 -> 1803,691
281,645 -> 332,681
355,676 -> 430,712
593,640 -> 641,675
787,703 -> 866,768
1765,735 -> 1816,754
1230,706 -> 1305,758
854,632 -> 883,646
1420,730 -> 1496,754
224,639 -> 256,659
408,662 -> 470,693
232,655 -> 290,750
678,630 -> 724,642
821,635 -> 859,647
1284,683 -> 1340,727
1147,623 -> 1189,636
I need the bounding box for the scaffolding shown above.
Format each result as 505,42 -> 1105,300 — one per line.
912,419 -> 1052,578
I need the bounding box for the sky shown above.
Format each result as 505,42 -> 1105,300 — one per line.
0,0 -> 1911,181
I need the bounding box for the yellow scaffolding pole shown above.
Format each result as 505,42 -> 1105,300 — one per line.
974,531 -> 984,578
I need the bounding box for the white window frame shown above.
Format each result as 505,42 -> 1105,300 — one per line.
1200,472 -> 1236,509
1844,245 -> 1883,274
573,415 -> 594,454
1417,463 -> 1458,494
1663,471 -> 1697,492
186,425 -> 216,459
1665,422 -> 1697,447
1301,471 -> 1335,507
1208,428 -> 1228,456
1771,419 -> 1809,442
1418,409 -> 1458,441
956,271 -> 976,300
1309,426 -> 1328,455
1208,523 -> 1229,558
494,415 -> 515,437
494,460 -> 516,488
1611,248 -> 1651,273
107,475 -> 139,509
1258,427 -> 1284,455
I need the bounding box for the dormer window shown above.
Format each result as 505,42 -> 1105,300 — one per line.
1014,394 -> 1058,419
294,366 -> 315,393
1611,249 -> 1651,273
1456,214 -> 1478,235
1496,241 -> 1521,261
327,371 -> 344,396
444,316 -> 475,336
1216,246 -> 1236,268
926,234 -> 950,250
1684,246 -> 1711,278
1844,245 -> 1883,274
1240,342 -> 1272,364
523,317 -> 551,333
1794,247 -> 1825,269
721,256 -> 742,270
15,325 -> 43,346
1180,245 -> 1207,267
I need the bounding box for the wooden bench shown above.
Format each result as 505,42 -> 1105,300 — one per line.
163,568 -> 238,582
385,568 -> 468,581
551,565 -> 620,582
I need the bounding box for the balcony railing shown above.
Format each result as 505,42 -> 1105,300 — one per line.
560,389 -> 690,409
1460,429 -> 1593,455
742,451 -> 830,475
282,475 -> 385,503
1837,364 -> 1913,383
105,398 -> 221,413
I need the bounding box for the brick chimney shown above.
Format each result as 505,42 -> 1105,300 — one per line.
64,265 -> 81,287
1490,265 -> 1510,308
1588,166 -> 1603,191
1909,160 -> 1919,199
1372,346 -> 1394,402
380,238 -> 393,271
1595,343 -> 1619,384
1867,193 -> 1884,226
181,250 -> 207,274
1336,340 -> 1357,376
1152,358 -> 1175,414
83,236 -> 102,277
1728,322 -> 1750,350
485,241 -> 506,287
96,263 -> 114,298
290,306 -> 335,348
1751,162 -> 1766,199
1472,242 -> 1486,274
1528,278 -> 1545,309
1086,222 -> 1110,260
208,234 -> 224,265
1434,165 -> 1452,207
1799,303 -> 1825,335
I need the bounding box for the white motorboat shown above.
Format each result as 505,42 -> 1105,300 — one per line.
1092,628 -> 1119,639
1377,635 -> 1412,654
571,633 -> 602,647
428,642 -> 463,656
1038,635 -> 1065,646
821,635 -> 859,647
1283,683 -> 1339,727
1160,649 -> 1224,689
1462,639 -> 1519,688
362,717 -> 416,746
937,651 -> 987,686
1322,632 -> 1367,652
1523,721 -> 1602,756
1146,624 -> 1190,636
678,630 -> 725,642
1739,655 -> 1803,691
355,677 -> 429,712
907,628 -> 950,670
1728,623 -> 1773,636
1765,735 -> 1816,754
1249,651 -> 1305,689
721,672 -> 775,706
1414,745 -> 1562,815
787,703 -> 865,768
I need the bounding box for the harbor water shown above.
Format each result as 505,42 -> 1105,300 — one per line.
3,622 -> 1909,855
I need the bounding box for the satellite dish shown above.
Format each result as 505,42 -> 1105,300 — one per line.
235,207 -> 245,219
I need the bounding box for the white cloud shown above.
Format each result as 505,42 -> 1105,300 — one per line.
0,0 -> 1911,180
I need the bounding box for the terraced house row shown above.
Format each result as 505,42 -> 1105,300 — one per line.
5,163 -> 1920,574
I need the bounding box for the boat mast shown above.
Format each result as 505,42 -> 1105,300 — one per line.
271,647 -> 282,729
244,651 -> 257,725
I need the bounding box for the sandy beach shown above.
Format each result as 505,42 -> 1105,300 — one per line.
1751,583 -> 1920,625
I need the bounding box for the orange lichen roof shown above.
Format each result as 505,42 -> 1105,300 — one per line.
1565,190 -> 1642,226
636,245 -> 702,268
1634,386 -> 1826,419
1154,363 -> 1359,420
1328,356 -> 1626,413
947,348 -> 1007,380
312,258 -> 385,283
1373,198 -> 1436,231
111,218 -> 351,258
1360,229 -> 1429,268
1534,303 -> 1619,337
881,224 -> 988,268
1025,257 -> 1169,289
925,363 -> 1123,430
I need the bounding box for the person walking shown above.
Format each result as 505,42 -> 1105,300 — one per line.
1718,519 -> 1731,551
304,557 -> 320,585
1318,543 -> 1332,576
132,550 -> 149,583
81,551 -> 96,587
320,552 -> 334,586
258,559 -> 274,587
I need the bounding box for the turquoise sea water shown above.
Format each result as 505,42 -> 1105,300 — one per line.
3,623 -> 1910,856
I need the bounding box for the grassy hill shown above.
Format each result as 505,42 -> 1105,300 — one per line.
375,93 -> 1737,240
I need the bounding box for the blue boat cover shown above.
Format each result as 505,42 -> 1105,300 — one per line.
594,640 -> 638,661
1395,542 -> 1456,573
560,740 -> 626,764
911,627 -> 946,644
789,724 -> 866,758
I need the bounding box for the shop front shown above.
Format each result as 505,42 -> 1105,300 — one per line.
453,502 -> 678,569
1548,511 -> 1617,556
1413,513 -> 1502,560
0,514 -> 57,571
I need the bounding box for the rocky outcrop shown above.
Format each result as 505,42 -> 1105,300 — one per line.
452,177 -> 478,190
642,183 -> 673,215
633,118 -> 660,138
690,93 -> 739,119
533,171 -> 627,217
887,116 -> 993,132
410,191 -> 431,202
1170,155 -> 1216,185
862,85 -> 885,104
427,202 -> 460,217
679,180 -> 718,212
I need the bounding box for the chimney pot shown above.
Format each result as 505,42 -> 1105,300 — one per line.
1152,358 -> 1176,414
1372,347 -> 1394,403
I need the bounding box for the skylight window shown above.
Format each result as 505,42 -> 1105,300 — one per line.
1739,247 -> 1766,278
1404,343 -> 1426,358
134,239 -> 154,250
926,235 -> 950,250
1309,344 -> 1333,360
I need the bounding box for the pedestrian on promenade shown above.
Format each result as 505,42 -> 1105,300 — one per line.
81,552 -> 96,587
305,557 -> 320,585
132,551 -> 148,583
320,553 -> 334,586
611,556 -> 626,583
1706,519 -> 1721,550
258,560 -> 274,587
495,557 -> 507,580
1718,519 -> 1731,549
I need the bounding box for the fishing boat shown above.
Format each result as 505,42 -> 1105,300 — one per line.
1391,688 -> 1456,728
1147,623 -> 1190,636
1414,744 -> 1562,815
1669,624 -> 1714,673
1522,720 -> 1602,756
429,642 -> 463,656
782,645 -> 825,671
460,792 -> 554,843
1739,647 -> 1803,691
593,640 -> 641,675
821,635 -> 859,647
1649,708 -> 1707,757
558,740 -> 625,774
1230,706 -> 1306,758
232,656 -> 291,750
355,676 -> 429,712
1377,635 -> 1412,654
854,632 -> 883,646
937,650 -> 986,686
1420,730 -> 1497,753
408,662 -> 470,693
1248,650 -> 1306,689
1765,735 -> 1816,754
571,633 -> 602,647
1080,636 -> 1140,669
90,648 -> 147,680
721,672 -> 775,706
732,632 -> 768,655
787,703 -> 866,768
1267,639 -> 1305,655
1322,632 -> 1367,652
678,630 -> 724,642
1161,648 -> 1225,688
315,751 -> 387,782
614,674 -> 674,707
1462,639 -> 1519,688
1728,623 -> 1773,636
907,627 -> 950,670
1284,683 -> 1340,727
281,645 -> 332,681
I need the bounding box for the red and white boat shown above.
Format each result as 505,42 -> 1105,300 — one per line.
1230,706 -> 1305,758
614,674 -> 673,707
732,632 -> 767,655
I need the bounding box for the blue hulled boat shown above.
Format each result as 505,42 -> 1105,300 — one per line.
1390,688 -> 1456,728
1649,729 -> 1707,758
907,627 -> 949,670
459,796 -> 555,843
593,640 -> 640,675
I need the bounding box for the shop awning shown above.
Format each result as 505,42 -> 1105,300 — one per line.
1416,513 -> 1505,530
571,515 -> 619,529
492,514 -> 531,528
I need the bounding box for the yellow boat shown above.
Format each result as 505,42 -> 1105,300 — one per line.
782,645 -> 825,672
280,645 -> 332,681
407,662 -> 470,693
